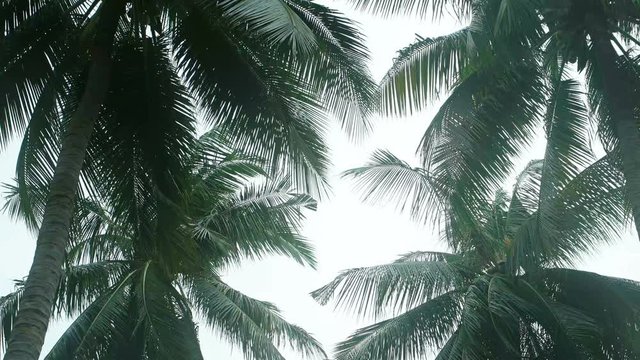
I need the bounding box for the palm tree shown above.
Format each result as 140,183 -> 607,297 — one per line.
1,0 -> 376,358
342,0 -> 640,238
2,129 -> 326,359
312,149 -> 640,359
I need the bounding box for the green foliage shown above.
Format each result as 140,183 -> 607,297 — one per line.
2,131 -> 326,360
2,0 -> 378,213
319,115 -> 636,358
370,0 -> 640,235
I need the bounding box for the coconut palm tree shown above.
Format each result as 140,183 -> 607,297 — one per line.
313,149 -> 639,359
1,129 -> 326,360
342,0 -> 640,239
1,0 -> 376,358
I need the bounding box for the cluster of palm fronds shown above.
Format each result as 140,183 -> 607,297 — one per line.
0,0 -> 377,358
2,0 -> 640,359
312,0 -> 640,359
3,130 -> 327,359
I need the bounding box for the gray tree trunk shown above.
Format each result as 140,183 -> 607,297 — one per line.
2,1 -> 124,358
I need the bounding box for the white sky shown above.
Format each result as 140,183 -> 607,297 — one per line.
1,2 -> 640,359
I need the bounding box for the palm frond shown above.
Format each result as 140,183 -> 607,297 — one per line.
85,35 -> 196,237
44,270 -> 136,360
541,268 -> 640,356
505,160 -> 543,238
454,277 -> 493,360
174,10 -> 331,196
0,1 -> 78,147
334,291 -> 462,360
11,67 -> 86,231
290,0 -> 377,139
503,277 -> 601,356
135,262 -> 203,360
433,330 -> 460,360
189,276 -> 326,360
380,23 -> 477,116
341,0 -> 472,18
343,149 -> 444,225
220,0 -> 318,55
311,260 -> 472,318
419,57 -> 545,215
394,251 -> 458,263
511,156 -> 627,269
194,175 -> 317,268
54,260 -> 131,318
530,78 -> 594,254
0,281 -> 23,352
539,78 -> 593,205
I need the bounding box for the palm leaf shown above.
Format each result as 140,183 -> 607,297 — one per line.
194,175 -> 317,268
220,0 -> 318,55
419,57 -> 545,215
312,260 -> 472,317
380,21 -> 478,116
541,268 -> 640,357
188,275 -> 326,360
340,0 -> 472,18
45,270 -> 136,360
172,9 -> 331,196
289,0 -> 377,139
135,262 -> 203,360
510,156 -> 627,269
394,250 -> 459,263
0,1 -> 78,146
0,281 -> 23,352
334,291 -> 462,360
54,261 -> 131,318
343,149 -> 444,225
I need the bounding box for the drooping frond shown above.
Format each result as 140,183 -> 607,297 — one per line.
53,261 -> 131,318
486,275 -> 600,357
312,260 -> 472,318
220,0 -> 318,55
419,57 -> 545,215
135,263 -> 203,360
539,78 -> 593,205
394,251 -> 458,263
541,268 -> 640,357
188,276 -> 326,360
340,0 -> 472,19
343,149 -> 444,225
172,5 -> 331,197
0,0 -> 79,147
505,160 -> 543,238
510,156 -> 627,269
11,70 -> 85,231
63,198 -> 131,265
433,330 -> 460,360
0,281 -> 23,352
290,0 -> 377,139
86,35 -> 196,227
380,22 -> 477,116
193,175 -> 318,268
334,291 -> 462,360
44,270 -> 136,360
453,276 -> 493,360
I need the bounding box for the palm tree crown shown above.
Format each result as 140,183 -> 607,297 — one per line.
313,150 -> 639,359
2,1 -> 377,357
2,129 -> 326,360
346,0 -> 640,239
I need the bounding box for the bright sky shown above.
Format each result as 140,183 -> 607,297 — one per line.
1,2 -> 640,359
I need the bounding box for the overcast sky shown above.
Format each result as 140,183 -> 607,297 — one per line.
1,2 -> 640,359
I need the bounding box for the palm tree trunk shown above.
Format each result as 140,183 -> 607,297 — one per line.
2,2 -> 124,359
589,32 -> 640,240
